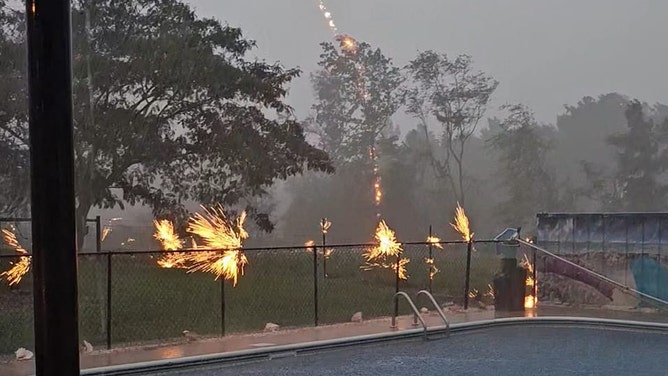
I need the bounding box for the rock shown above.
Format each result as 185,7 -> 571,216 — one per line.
444,301 -> 455,307
351,312 -> 363,322
182,330 -> 200,342
264,322 -> 280,332
476,301 -> 487,309
420,307 -> 429,314
15,348 -> 33,361
82,340 -> 93,353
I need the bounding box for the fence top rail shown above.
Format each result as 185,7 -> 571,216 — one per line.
0,239 -> 503,258
537,212 -> 668,218
0,217 -> 98,223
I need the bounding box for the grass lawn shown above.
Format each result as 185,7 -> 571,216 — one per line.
0,243 -> 501,354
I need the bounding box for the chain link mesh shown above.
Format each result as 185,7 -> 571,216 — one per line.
0,239 -> 529,353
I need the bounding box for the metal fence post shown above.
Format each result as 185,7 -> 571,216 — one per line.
95,216 -> 106,344
393,252 -> 401,317
532,247 -> 537,303
313,245 -> 319,326
463,241 -> 473,309
428,225 -> 433,293
221,275 -> 226,336
95,216 -> 101,253
322,232 -> 327,278
106,252 -> 112,349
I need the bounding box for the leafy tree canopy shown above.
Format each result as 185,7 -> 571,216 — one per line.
0,0 -> 333,243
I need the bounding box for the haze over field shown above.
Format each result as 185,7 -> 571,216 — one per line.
2,1 -> 668,249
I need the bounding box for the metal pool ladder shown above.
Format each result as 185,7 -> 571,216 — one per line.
392,290 -> 450,339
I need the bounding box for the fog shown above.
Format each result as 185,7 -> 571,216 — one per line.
2,1 -> 668,250
187,0 -> 668,124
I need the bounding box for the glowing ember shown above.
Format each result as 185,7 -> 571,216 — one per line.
362,258 -> 410,280
101,217 -> 122,243
1,229 -> 31,286
450,203 -> 474,242
317,0 -> 338,34
426,236 -> 444,249
153,220 -> 188,268
154,220 -> 182,250
339,34 -> 357,53
486,284 -> 495,299
369,147 -> 383,214
521,254 -> 537,309
101,227 -> 112,242
425,257 -> 439,279
320,218 -> 332,234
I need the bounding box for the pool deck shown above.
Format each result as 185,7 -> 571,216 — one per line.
2,305 -> 666,376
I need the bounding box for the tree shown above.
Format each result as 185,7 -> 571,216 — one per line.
487,104 -> 560,231
554,93 -> 629,188
0,1 -> 29,217
310,38 -> 404,165
0,0 -> 333,247
601,101 -> 668,211
405,51 -> 498,205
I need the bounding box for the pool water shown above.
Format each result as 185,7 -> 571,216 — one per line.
153,325 -> 668,376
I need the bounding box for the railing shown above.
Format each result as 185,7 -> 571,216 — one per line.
417,290 -> 450,336
391,292 -> 427,337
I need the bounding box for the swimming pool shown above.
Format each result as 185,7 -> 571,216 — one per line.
128,318 -> 668,376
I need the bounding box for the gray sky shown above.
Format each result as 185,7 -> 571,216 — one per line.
187,0 -> 668,127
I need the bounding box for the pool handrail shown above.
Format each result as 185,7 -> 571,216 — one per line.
417,290 -> 450,337
392,292 -> 428,338
519,239 -> 668,308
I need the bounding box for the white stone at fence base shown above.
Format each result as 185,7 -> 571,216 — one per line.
264,323 -> 280,332
82,340 -> 93,353
15,348 -> 33,361
351,312 -> 363,322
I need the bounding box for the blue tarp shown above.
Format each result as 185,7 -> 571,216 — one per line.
631,256 -> 668,302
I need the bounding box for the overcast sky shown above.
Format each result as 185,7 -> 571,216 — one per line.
187,0 -> 667,127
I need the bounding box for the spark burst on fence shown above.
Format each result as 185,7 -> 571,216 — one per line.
153,219 -> 187,269
320,218 -> 332,234
361,220 -> 409,279
451,203 -> 474,242
153,206 -> 249,286
521,254 -> 537,309
0,228 -> 31,286
426,235 -> 444,249
486,284 -> 495,299
425,257 -> 439,279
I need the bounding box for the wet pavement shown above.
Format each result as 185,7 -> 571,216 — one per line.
1,305 -> 667,376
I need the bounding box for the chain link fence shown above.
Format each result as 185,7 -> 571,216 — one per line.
1,236 -> 502,354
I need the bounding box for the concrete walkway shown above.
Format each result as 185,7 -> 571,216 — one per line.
2,305 -> 666,376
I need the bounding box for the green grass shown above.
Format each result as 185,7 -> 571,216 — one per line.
0,244 -> 500,354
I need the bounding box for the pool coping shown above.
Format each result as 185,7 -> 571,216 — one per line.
80,316 -> 668,375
